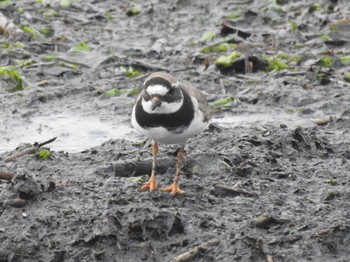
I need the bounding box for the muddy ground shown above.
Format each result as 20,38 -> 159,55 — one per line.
1,0 -> 350,261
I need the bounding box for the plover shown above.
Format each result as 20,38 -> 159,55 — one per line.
131,72 -> 210,195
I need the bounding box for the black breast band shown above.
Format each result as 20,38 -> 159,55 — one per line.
135,90 -> 194,132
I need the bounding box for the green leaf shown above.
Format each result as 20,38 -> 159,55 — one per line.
212,97 -> 235,111
104,12 -> 113,19
44,9 -> 61,18
15,42 -> 25,48
127,177 -> 145,183
290,20 -> 297,31
343,72 -> 350,82
14,59 -> 34,68
38,149 -> 51,160
99,87 -> 139,97
119,66 -> 141,78
119,66 -> 127,73
309,3 -> 321,12
95,89 -> 105,95
0,66 -> 23,91
319,56 -> 333,67
69,42 -> 90,53
201,43 -> 234,54
215,51 -> 242,67
40,25 -> 54,36
276,52 -> 301,63
126,7 -> 140,16
340,56 -> 350,63
0,0 -> 12,7
267,58 -> 288,71
60,0 -> 72,7
43,55 -> 57,61
295,107 -> 304,114
324,180 -> 337,186
20,25 -> 42,40
225,13 -> 241,20
213,97 -> 234,106
58,61 -> 77,69
105,88 -> 125,97
199,32 -> 217,42
320,34 -> 331,41
17,7 -> 24,14
127,88 -> 138,96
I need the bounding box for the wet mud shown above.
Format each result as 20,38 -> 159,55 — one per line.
1,0 -> 350,261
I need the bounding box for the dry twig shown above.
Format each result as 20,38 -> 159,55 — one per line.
170,239 -> 220,262
0,170 -> 15,181
5,137 -> 57,162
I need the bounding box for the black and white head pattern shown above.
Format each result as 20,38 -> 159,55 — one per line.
142,76 -> 183,114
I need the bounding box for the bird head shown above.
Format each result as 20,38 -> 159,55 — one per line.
142,72 -> 183,114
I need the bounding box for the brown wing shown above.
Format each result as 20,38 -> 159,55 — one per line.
180,82 -> 211,122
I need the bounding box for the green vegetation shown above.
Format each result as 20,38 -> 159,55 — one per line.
319,56 -> 333,67
225,13 -> 241,20
201,43 -> 236,54
320,34 -> 331,41
290,20 -> 297,31
42,55 -> 58,61
212,97 -> 235,111
0,66 -> 24,91
20,25 -> 42,40
308,3 -> 321,12
58,61 -> 78,69
340,56 -> 350,64
344,72 -> 350,82
60,0 -> 77,8
43,9 -> 61,18
0,42 -> 25,49
119,66 -> 141,78
0,0 -> 12,6
127,177 -> 145,183
69,42 -> 91,53
127,7 -> 140,16
215,51 -> 242,67
96,87 -> 138,97
286,107 -> 305,114
38,149 -> 51,160
268,58 -> 288,71
39,25 -> 54,36
324,179 -> 337,186
14,59 -> 34,68
199,32 -> 217,42
104,12 -> 113,20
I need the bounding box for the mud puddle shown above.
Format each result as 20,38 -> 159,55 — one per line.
213,110 -> 314,129
0,112 -> 136,153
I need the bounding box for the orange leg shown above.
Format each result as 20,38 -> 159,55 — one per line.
140,143 -> 158,192
161,146 -> 185,195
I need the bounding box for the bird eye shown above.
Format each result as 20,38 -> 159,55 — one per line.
144,91 -> 151,99
172,83 -> 178,89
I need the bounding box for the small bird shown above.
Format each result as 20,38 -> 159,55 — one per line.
131,72 -> 211,195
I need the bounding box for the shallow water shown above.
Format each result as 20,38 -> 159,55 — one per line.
213,111 -> 314,129
1,109 -> 315,153
0,112 -> 136,153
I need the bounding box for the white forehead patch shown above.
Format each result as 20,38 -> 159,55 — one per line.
146,84 -> 168,96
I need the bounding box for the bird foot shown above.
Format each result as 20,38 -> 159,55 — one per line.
161,183 -> 185,195
140,175 -> 157,192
